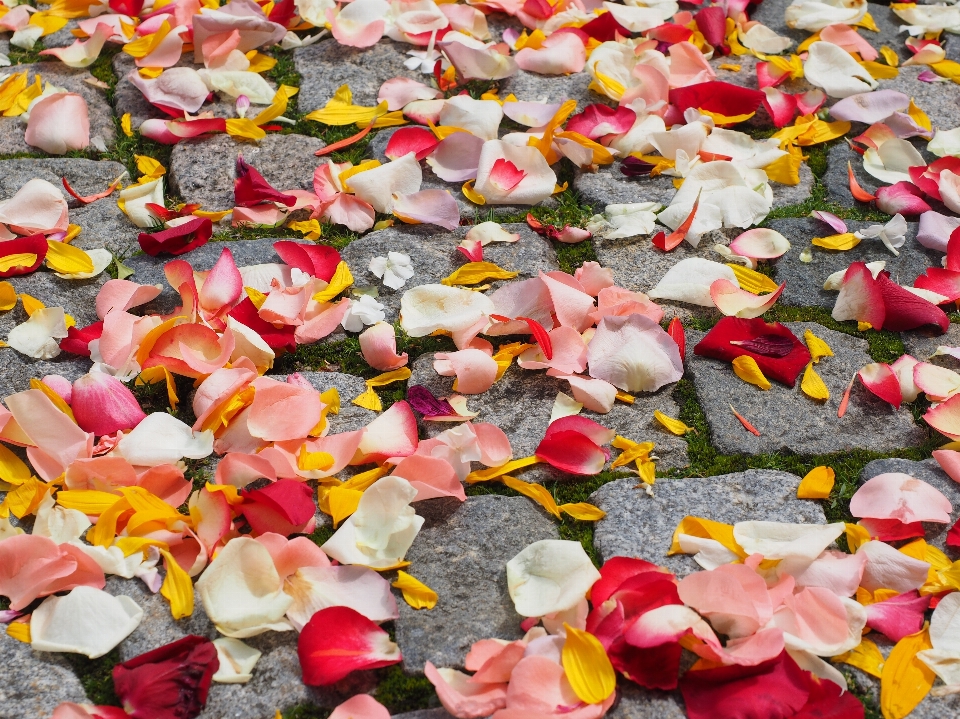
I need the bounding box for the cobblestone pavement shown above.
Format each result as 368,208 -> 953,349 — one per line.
3,0 -> 960,717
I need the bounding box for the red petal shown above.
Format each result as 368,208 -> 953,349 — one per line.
489,158 -> 526,192
694,6 -> 726,47
60,320 -> 104,357
384,126 -> 439,161
578,11 -> 630,41
273,240 -> 341,282
693,317 -> 811,387
948,225 -> 960,272
241,478 -> 316,536
113,635 -> 218,719
858,362 -> 902,408
298,606 -> 401,685
667,317 -> 685,357
876,271 -> 949,332
535,429 -> 607,475
590,556 -> 669,608
544,415 -> 614,446
948,518 -> 960,549
234,156 -> 296,208
913,268 -> 960,303
0,234 -> 48,277
138,217 -> 213,257
517,315 -> 553,359
565,104 -> 637,140
228,297 -> 297,352
669,82 -> 765,117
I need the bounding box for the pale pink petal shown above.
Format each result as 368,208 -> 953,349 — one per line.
772,586 -> 851,654
858,362 -> 902,408
914,361 -> 960,401
354,401 -> 418,464
789,550 -> 867,598
710,279 -> 785,318
573,262 -> 615,296
473,422 -> 513,466
128,67 -> 209,113
440,35 -> 518,81
393,189 -> 461,231
485,277 -> 553,336
515,32 -> 586,75
255,533 -> 330,578
471,641 -> 526,683
199,246 -> 243,319
540,271 -> 596,332
327,0 -> 388,48
96,279 -> 162,320
858,540 -> 930,593
591,286 -> 664,324
25,94 -> 90,155
190,486 -> 232,552
360,322 -> 409,371
329,695 -> 390,719
517,325 -> 588,375
233,204 -> 287,228
667,41 -> 716,88
138,24 -> 187,68
246,377 -> 323,442
425,131 -> 485,183
434,349 -> 498,394
502,655 -> 579,713
728,228 -> 791,259
561,374 -> 617,413
391,454 -> 466,501
425,662 -> 508,719
5,389 -> 92,481
215,452 -> 278,488
586,314 -> 683,393
259,285 -> 309,326
39,22 -> 112,68
850,472 -> 952,523
502,101 -> 561,128
320,193 -> 376,233
0,178 -> 69,235
820,24 -> 880,62
934,448 -> 960,484
296,298 -> 352,345
377,77 -> 441,111
810,210 -> 848,234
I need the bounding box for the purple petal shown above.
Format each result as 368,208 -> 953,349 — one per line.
810,210 -> 848,234
407,385 -> 456,417
730,335 -> 796,357
918,70 -> 949,83
829,90 -> 909,124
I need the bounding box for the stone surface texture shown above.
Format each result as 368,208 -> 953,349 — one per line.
410,356 -> 690,481
395,495 -> 558,672
0,634 -> 90,719
688,322 -> 927,455
591,471 -> 827,576
170,134 -> 325,211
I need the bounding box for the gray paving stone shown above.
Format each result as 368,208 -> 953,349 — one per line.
41,20 -> 80,49
0,158 -> 133,254
860,457 -> 960,560
395,495 -> 558,672
409,356 -> 689,483
608,685 -> 686,719
295,39 -> 421,111
575,162 -> 814,215
687,322 -> 928,455
112,54 -> 253,129
769,217 -> 942,309
903,322 -> 960,364
340,223 -> 559,320
876,65 -> 960,131
0,63 -> 115,154
269,371 -> 377,433
0,632 -> 90,719
499,69 -> 600,106
169,133 -> 325,211
591,470 -> 826,577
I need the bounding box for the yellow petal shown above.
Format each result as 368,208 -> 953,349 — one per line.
351,386 -> 383,412
797,465 -> 835,499
6,621 -> 30,643
159,548 -> 194,620
635,459 -> 656,486
698,109 -> 755,125
833,638 -> 885,678
908,99 -> 931,132
392,570 -> 438,610
462,179 -> 486,205
135,366 -> 179,410
311,262 -> 354,303
812,232 -> 860,250
804,329 -> 834,362
726,264 -> 780,294
0,280 -> 17,311
801,362 -> 830,401
253,84 -> 298,126
298,448 -> 334,472
615,391 -> 635,404
502,475 -> 561,519
20,293 -> 44,316
880,46 -> 900,67
0,444 -> 31,485
732,355 -> 772,391
561,624 -> 616,705
121,113 -> 133,137
366,367 -> 412,387
135,154 -> 166,180
881,627 -> 935,719
0,253 -> 37,273
859,60 -> 898,80
225,118 -> 266,141
762,149 -> 803,185
845,522 -> 871,553
2,477 -> 48,519
856,11 -> 880,31
45,240 -> 94,275
466,456 -> 541,484
245,286 -> 268,309
441,262 -> 518,287
654,410 -> 693,436
669,516 -> 744,557
327,486 -> 363,528
560,502 -> 606,521
244,50 -> 277,74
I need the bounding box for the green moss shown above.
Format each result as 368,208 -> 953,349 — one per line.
64,650 -> 122,707
8,40 -> 46,66
282,704 -> 331,719
373,663 -> 437,713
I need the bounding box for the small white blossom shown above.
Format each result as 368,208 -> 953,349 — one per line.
855,214 -> 908,256
341,294 -> 385,332
369,251 -> 415,290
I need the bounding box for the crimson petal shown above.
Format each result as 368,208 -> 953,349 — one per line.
138,217 -> 213,257
876,271 -> 949,332
535,429 -> 608,475
60,321 -> 104,357
669,82 -> 765,117
273,240 -> 341,282
299,606 -> 401,685
694,317 -> 811,387
240,478 -> 316,536
228,297 -> 297,352
0,234 -> 48,277
234,156 -> 296,208
384,126 -> 439,161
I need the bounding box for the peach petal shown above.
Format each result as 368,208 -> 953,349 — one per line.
391,454 -> 466,501
64,456 -> 137,491
329,695 -> 390,719
354,401 -> 418,464
192,366 -> 257,431
359,322 -> 409,371
573,262 -> 615,296
96,279 -> 162,320
137,463 -> 191,507
518,325 -> 588,375
215,452 -> 278,488
199,246 -> 243,318
515,32 -> 586,75
540,271 -> 596,332
25,94 -> 90,155
473,422 -> 513,466
677,564 -> 771,638
255,533 -> 330,579
0,178 -> 69,235
433,349 -> 498,394
296,297 -> 352,345
850,472 -> 952,523
425,662 -> 508,718
5,389 -> 92,481
246,377 -> 323,442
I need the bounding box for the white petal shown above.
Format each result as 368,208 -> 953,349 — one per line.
733,522 -> 846,561
803,41 -> 877,98
587,314 -> 683,392
506,539 -> 601,617
647,257 -> 738,306
33,494 -> 90,544
115,412 -> 214,467
349,153 -> 422,214
7,307 -> 68,359
213,637 -> 262,684
118,178 -> 165,228
284,565 -> 399,630
31,586 -> 143,658
400,284 -> 494,337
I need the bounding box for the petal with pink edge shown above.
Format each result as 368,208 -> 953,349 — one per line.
832,262 -> 886,328
377,77 -> 441,111
858,362 -> 902,408
586,314 -> 683,393
728,229 -> 790,259
913,362 -> 960,401
710,279 -> 784,318
535,430 -> 607,475
327,0 -> 389,48
850,472 -> 952,523
25,94 -> 90,155
354,401 -> 418,464
359,322 -> 409,371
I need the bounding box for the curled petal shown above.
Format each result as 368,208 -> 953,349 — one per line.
710,279 -> 785,318
851,472 -> 952,523
25,94 -> 90,155
858,362 -> 902,408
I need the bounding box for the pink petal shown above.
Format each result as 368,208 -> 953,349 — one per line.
858,362 -> 902,408
378,77 -> 442,111
433,349 -> 498,394
145,323 -> 236,377
832,262 -> 886,328
391,454 -> 466,501
771,586 -> 849,651
502,655 -> 580,713
820,23 -> 880,62
865,590 -> 930,642
360,322 -> 409,371
573,262 -> 615,296
64,456 -> 136,491
327,1 -> 387,48
269,429 -> 365,479
198,246 -> 242,319
517,325 -> 588,375
667,41 -> 716,88
215,452 -> 278,488
296,297 -> 352,345
933,448 -> 960,484
809,210 -> 847,234
138,463 -> 191,507
515,32 -> 586,75
192,366 -> 257,431
540,271 -> 596,332
425,661 -> 508,718
875,181 -> 932,216
728,228 -> 790,259
385,126 -> 440,161
72,372 -> 147,436
791,550 -> 866,598
473,422 -> 513,466
710,279 -> 784,318
138,24 -> 186,68
761,86 -> 797,128
425,131 -> 485,182
850,472 -> 952,523
246,377 -> 323,442
329,695 -> 390,719
561,374 -> 618,413
320,194 -> 376,233
258,285 -> 309,326
918,210 -> 960,252
5,389 -> 92,481
677,564 -> 771,638
0,179 -> 69,235
25,94 -> 90,155
876,271 -> 949,332
926,393 -> 960,440
0,534 -> 104,610
567,104 -> 637,141
795,89 -> 827,116
354,401 -> 419,464
190,486 -> 232,552
403,99 -> 446,125
128,67 -> 209,114
96,279 -> 162,320
592,286 -> 664,324
42,374 -> 72,404
440,37 -> 519,81
545,415 -> 615,446
393,189 -> 461,231
471,641 -> 526,683
586,314 -> 683,393
913,361 -> 960,400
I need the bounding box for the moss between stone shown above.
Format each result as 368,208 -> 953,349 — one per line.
64,649 -> 122,707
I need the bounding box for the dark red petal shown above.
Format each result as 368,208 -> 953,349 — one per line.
268,0 -> 296,25
579,10 -> 631,41
234,156 -> 296,208
876,271 -> 949,332
729,335 -> 796,357
669,82 -> 766,117
273,240 -> 341,282
694,6 -> 726,47
113,635 -> 218,719
137,217 -> 213,257
694,317 -> 811,387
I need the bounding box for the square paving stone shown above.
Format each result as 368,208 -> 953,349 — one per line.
0,63 -> 115,154
408,355 -> 689,482
768,217 -> 942,309
686,322 -> 928,455
340,223 -> 559,321
0,632 -> 90,719
590,470 -> 827,577
295,39 -> 422,111
169,133 -> 325,211
394,494 -> 559,672
0,158 -> 134,254
860,457 -> 960,560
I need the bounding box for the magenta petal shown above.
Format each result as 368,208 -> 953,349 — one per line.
875,181 -> 932,216
71,372 -> 148,436
809,210 -> 847,234
877,271 -> 949,332
865,590 -> 930,642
